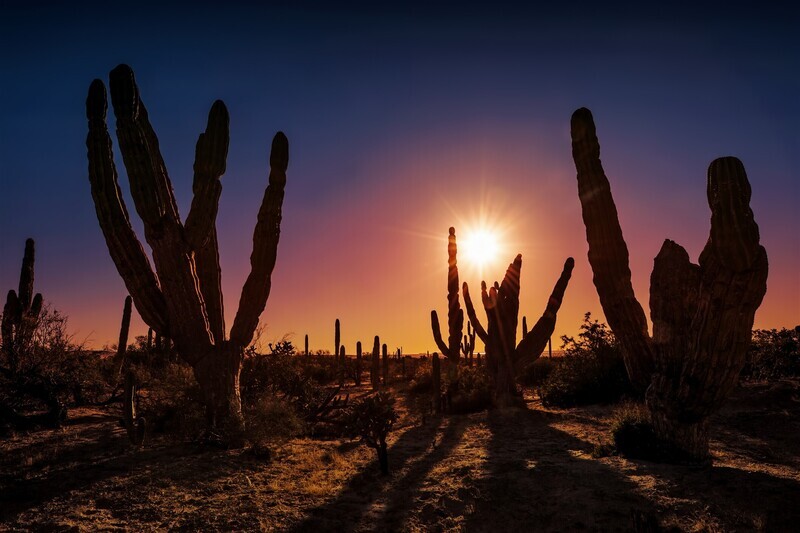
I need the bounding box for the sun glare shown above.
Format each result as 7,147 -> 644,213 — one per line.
461,228 -> 501,270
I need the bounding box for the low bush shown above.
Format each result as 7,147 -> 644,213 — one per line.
741,328 -> 800,381
609,401 -> 696,463
446,365 -> 491,414
540,312 -> 633,407
518,357 -> 557,388
345,392 -> 398,474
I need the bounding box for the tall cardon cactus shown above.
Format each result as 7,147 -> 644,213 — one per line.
463,256 -> 574,407
86,65 -> 288,444
431,227 -> 464,365
570,108 -> 768,459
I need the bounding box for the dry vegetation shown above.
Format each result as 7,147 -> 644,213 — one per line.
2,378 -> 799,532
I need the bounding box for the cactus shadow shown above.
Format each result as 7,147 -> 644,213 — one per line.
289,416 -> 466,532
0,412 -> 253,523
463,408 -> 654,532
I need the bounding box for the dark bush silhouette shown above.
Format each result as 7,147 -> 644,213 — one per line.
540,313 -> 632,407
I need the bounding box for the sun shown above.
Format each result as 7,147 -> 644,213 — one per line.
461,228 -> 501,270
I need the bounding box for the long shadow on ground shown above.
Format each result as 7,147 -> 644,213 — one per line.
289,416 -> 466,532
0,410 -> 256,525
463,408 -> 653,532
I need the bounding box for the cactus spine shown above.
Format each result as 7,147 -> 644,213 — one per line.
463,256 -> 574,407
86,65 -> 287,444
570,107 -> 768,459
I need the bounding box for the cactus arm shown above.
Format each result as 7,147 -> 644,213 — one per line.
445,228 -> 463,360
657,158 -> 768,419
86,79 -> 169,335
705,157 -> 762,272
17,239 -> 35,311
497,255 -> 522,358
570,107 -> 654,391
461,282 -> 488,343
430,310 -> 450,355
195,229 -> 225,343
109,66 -> 216,352
185,100 -> 228,250
515,257 -> 574,366
185,102 -> 229,343
108,65 -> 179,227
230,132 -> 288,346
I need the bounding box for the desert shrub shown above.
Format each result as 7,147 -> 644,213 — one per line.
409,361 -> 433,393
241,343 -> 348,437
1,305 -> 111,431
245,396 -> 305,453
446,365 -> 492,414
741,328 -> 800,381
540,312 -> 632,407
609,401 -> 694,463
345,391 -> 398,474
132,360 -> 206,438
518,356 -> 557,388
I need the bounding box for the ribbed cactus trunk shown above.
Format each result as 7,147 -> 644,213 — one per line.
570,108 -> 768,459
86,65 -> 288,445
431,228 -> 464,367
464,256 -> 574,408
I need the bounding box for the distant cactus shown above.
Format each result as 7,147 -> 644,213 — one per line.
461,321 -> 476,367
86,65 -> 287,444
304,334 -> 309,357
371,336 -> 380,390
339,346 -> 346,387
2,239 -> 43,373
463,256 -> 574,407
431,228 -> 464,365
382,343 -> 389,385
355,341 -> 362,386
335,319 -> 341,370
570,107 -> 768,459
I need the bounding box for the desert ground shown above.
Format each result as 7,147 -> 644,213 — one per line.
2,379 -> 798,532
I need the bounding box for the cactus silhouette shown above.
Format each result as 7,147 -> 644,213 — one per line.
85,64 -> 287,444
570,107 -> 768,459
2,239 -> 43,373
431,227 -> 464,364
463,255 -> 574,407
